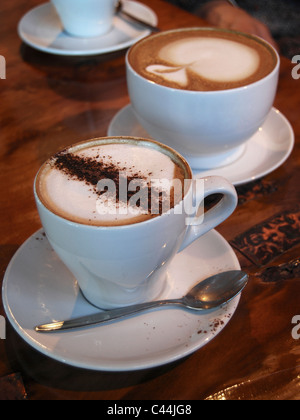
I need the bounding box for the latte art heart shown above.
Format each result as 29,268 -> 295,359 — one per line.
146,38 -> 260,88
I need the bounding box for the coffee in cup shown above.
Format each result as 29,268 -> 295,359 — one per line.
36,138 -> 186,227
34,137 -> 238,309
126,28 -> 280,169
129,28 -> 276,92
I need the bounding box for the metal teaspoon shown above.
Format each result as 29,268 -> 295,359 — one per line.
35,270 -> 248,333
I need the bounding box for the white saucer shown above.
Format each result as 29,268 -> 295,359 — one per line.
3,229 -> 240,372
108,105 -> 295,186
18,1 -> 158,56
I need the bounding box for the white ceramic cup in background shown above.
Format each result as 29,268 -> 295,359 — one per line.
34,137 -> 237,309
51,0 -> 117,38
126,28 -> 280,170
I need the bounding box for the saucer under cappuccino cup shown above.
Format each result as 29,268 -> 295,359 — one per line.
126,28 -> 280,170
34,136 -> 238,309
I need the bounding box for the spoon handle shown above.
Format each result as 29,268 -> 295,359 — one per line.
117,1 -> 160,33
35,299 -> 181,332
226,0 -> 240,7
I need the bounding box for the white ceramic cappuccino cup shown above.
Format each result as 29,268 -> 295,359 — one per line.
34,137 -> 237,309
51,0 -> 117,38
126,28 -> 280,170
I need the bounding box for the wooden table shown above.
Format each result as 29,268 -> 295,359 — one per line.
1,0 -> 299,401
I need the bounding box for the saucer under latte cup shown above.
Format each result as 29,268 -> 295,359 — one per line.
51,0 -> 117,38
126,27 -> 280,170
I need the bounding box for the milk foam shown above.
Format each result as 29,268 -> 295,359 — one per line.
40,143 -> 182,226
146,37 -> 260,87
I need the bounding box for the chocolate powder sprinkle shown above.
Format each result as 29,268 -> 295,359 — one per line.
54,152 -> 125,187
53,152 -> 176,214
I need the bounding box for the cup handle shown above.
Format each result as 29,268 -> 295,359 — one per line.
179,176 -> 238,252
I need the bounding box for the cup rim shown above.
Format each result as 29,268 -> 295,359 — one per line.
126,26 -> 280,95
34,136 -> 193,230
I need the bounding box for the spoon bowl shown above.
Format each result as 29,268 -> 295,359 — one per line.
35,270 -> 248,332
183,270 -> 248,310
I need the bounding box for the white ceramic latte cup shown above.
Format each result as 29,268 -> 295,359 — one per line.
51,0 -> 117,38
34,137 -> 238,309
126,27 -> 280,170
